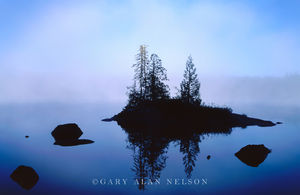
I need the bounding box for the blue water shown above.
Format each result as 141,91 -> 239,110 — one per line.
0,103 -> 299,195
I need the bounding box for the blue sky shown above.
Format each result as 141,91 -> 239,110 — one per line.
0,0 -> 299,103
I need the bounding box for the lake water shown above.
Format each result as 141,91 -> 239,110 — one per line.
0,103 -> 299,195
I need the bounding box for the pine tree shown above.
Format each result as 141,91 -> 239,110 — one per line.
146,54 -> 170,100
133,45 -> 149,100
128,46 -> 170,107
179,55 -> 201,105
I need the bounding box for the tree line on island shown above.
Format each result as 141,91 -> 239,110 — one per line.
110,44 -> 276,134
127,45 -> 201,108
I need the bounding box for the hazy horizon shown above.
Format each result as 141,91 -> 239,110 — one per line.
1,73 -> 299,107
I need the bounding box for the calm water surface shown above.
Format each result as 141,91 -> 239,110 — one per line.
0,103 -> 299,195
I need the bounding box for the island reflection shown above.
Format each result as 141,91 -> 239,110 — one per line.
117,120 -> 233,190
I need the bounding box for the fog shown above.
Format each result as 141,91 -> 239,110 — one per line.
1,72 -> 299,107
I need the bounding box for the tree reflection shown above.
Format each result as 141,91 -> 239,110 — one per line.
179,132 -> 200,178
118,120 -> 232,190
127,129 -> 169,190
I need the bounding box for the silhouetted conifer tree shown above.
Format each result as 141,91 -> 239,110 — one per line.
128,46 -> 170,107
178,55 -> 201,105
146,54 -> 170,100
133,45 -> 149,100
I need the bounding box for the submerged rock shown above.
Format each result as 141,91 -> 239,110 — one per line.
51,123 -> 94,146
235,144 -> 271,167
10,165 -> 39,190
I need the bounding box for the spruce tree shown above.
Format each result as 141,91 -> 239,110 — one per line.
133,45 -> 149,100
179,55 -> 201,105
146,54 -> 170,100
127,45 -> 148,107
128,46 -> 170,107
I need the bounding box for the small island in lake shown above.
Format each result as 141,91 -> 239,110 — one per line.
103,45 -> 276,131
102,45 -> 278,190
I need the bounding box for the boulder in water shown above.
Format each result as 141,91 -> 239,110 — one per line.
10,165 -> 39,190
51,123 -> 94,146
235,144 -> 271,167
51,123 -> 83,141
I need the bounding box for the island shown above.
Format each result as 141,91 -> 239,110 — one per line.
103,45 -> 277,132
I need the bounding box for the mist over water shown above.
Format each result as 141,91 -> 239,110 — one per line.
1,73 -> 299,108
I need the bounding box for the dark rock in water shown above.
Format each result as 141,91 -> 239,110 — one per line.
207,155 -> 211,160
235,144 -> 271,167
51,123 -> 83,141
10,165 -> 39,190
54,139 -> 94,146
25,135 -> 29,138
276,122 -> 282,124
51,123 -> 94,146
